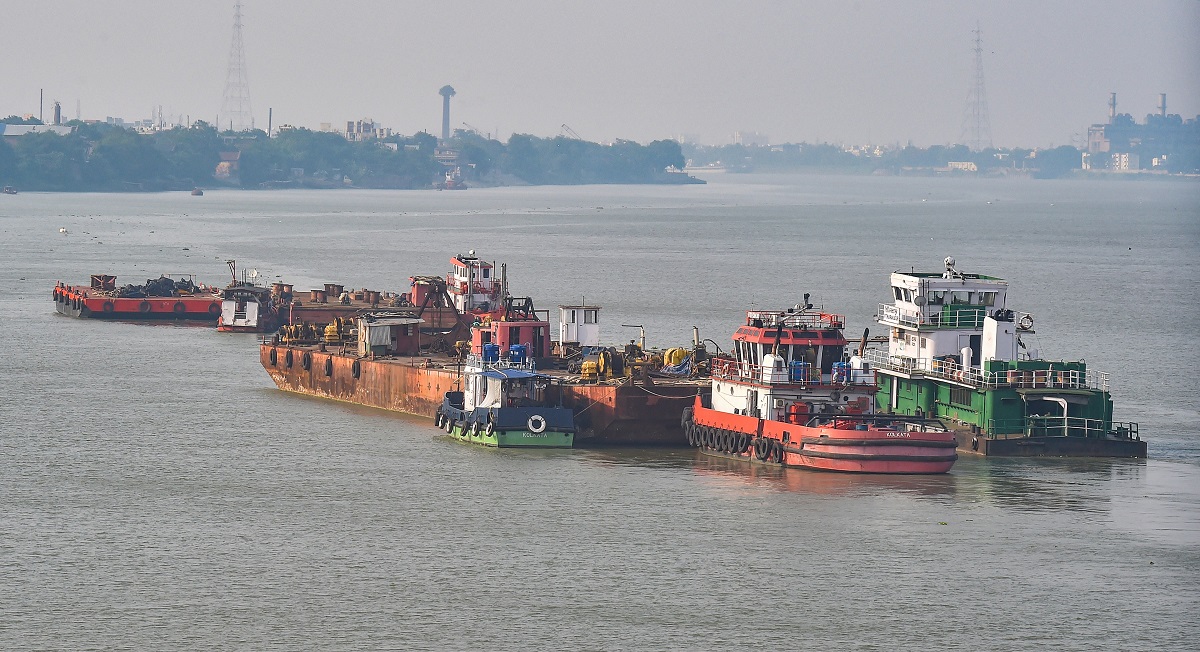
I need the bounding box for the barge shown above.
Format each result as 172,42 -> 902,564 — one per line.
864,258 -> 1145,457
259,254 -> 704,446
55,274 -> 222,322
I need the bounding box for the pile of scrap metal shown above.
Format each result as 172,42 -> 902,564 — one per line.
115,276 -> 201,298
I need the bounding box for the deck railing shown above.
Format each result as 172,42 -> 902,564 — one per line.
876,303 -> 992,330
465,354 -> 537,371
862,349 -> 1110,392
985,417 -> 1139,440
711,358 -> 876,388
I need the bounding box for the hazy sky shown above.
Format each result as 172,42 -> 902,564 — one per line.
3,1 -> 1198,148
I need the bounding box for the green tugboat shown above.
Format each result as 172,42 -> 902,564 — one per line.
862,257 -> 1145,457
434,297 -> 575,448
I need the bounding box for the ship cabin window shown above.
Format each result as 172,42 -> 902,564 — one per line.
568,309 -> 576,322
584,310 -> 597,324
950,387 -> 973,407
951,291 -> 971,305
509,326 -> 521,344
892,286 -> 903,301
977,291 -> 996,306
821,345 -> 845,375
928,291 -> 946,305
482,268 -> 490,279
901,288 -> 913,303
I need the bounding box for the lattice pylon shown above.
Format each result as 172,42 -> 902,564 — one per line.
960,24 -> 993,151
219,2 -> 254,132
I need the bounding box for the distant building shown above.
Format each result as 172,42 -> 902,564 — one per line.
344,119 -> 392,142
1086,92 -> 1199,171
732,131 -> 770,147
0,124 -> 73,138
215,151 -> 241,179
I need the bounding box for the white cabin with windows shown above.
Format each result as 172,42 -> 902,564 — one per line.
872,257 -> 1032,380
558,304 -> 600,347
447,251 -> 503,313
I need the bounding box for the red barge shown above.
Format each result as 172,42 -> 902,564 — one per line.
683,304 -> 958,473
54,274 -> 223,322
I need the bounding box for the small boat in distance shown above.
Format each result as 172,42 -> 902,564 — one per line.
2,186 -> 17,195
684,302 -> 958,473
191,187 -> 204,196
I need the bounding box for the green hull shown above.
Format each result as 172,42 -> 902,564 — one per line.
876,372 -> 1143,457
442,421 -> 574,448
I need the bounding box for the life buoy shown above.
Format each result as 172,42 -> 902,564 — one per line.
102,301 -> 115,313
324,357 -> 333,376
1019,314 -> 1034,330
139,301 -> 152,313
208,302 -> 221,316
527,414 -> 547,433
269,348 -> 278,366
301,352 -> 312,370
352,359 -> 361,379
285,349 -> 294,368
173,302 -> 186,314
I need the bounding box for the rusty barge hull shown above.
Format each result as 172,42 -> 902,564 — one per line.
260,344 -> 699,446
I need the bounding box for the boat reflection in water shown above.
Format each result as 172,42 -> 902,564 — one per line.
689,450 -> 959,498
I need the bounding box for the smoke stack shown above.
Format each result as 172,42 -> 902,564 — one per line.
438,85 -> 456,142
1158,93 -> 1167,117
52,101 -> 62,126
1108,92 -> 1117,122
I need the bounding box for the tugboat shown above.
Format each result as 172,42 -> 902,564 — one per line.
434,297 -> 574,448
863,257 -> 1145,457
217,260 -> 282,333
683,298 -> 958,474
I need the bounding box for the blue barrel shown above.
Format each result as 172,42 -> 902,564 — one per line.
832,361 -> 850,383
789,361 -> 809,383
509,344 -> 526,364
483,343 -> 500,362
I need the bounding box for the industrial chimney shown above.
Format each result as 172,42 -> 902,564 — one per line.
1108,92 -> 1117,123
52,101 -> 62,126
1158,93 -> 1167,117
438,85 -> 456,142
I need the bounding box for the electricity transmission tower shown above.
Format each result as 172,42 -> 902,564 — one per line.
220,2 -> 254,132
961,24 -> 993,151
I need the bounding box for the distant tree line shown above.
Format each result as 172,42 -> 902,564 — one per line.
0,117 -> 692,191
682,142 -> 1091,178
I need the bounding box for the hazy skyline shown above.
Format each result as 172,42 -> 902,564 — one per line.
3,1 -> 1198,148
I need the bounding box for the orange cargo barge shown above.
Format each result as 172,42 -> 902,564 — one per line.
259,343 -> 704,446
54,276 -> 222,322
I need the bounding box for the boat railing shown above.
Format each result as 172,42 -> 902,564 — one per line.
803,413 -> 951,433
711,358 -> 875,388
465,354 -> 537,371
746,310 -> 845,329
876,303 -> 987,330
985,417 -> 1139,440
862,349 -> 1111,392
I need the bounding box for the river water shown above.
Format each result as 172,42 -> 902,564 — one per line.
1,174 -> 1197,650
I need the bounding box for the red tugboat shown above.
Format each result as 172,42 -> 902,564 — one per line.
683,299 -> 958,474
54,274 -> 222,322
